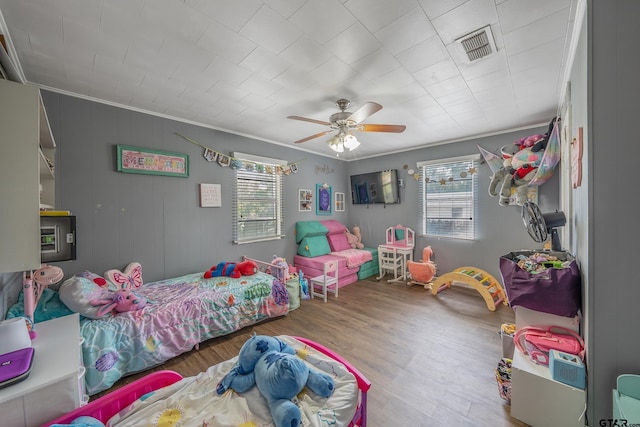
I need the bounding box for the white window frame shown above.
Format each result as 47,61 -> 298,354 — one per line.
232,152 -> 286,244
417,154 -> 480,240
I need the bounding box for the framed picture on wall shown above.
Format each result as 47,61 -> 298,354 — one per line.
335,192 -> 345,212
299,188 -> 312,212
316,183 -> 332,215
117,145 -> 189,177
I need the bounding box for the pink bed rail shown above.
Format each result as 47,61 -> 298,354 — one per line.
41,370 -> 183,426
42,338 -> 371,427
293,336 -> 371,427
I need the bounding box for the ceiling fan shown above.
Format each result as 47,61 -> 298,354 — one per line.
287,99 -> 406,153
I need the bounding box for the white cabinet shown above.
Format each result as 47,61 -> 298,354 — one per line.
0,77 -> 57,273
0,78 -> 41,273
0,314 -> 85,427
510,307 -> 586,427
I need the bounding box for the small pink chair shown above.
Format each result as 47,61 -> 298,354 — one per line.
407,246 -> 437,285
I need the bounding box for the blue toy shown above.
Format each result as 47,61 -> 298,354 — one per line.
204,261 -> 238,279
51,415 -> 105,427
216,334 -> 335,427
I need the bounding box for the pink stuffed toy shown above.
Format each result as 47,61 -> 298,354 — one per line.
346,225 -> 364,249
91,289 -> 147,317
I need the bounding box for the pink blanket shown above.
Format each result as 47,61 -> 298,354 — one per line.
331,249 -> 373,268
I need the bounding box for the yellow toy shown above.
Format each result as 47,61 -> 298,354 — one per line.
430,266 -> 508,311
407,246 -> 437,288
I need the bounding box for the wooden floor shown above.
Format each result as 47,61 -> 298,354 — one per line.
95,277 -> 528,426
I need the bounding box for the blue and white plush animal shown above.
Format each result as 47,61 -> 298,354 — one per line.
216,335 -> 335,427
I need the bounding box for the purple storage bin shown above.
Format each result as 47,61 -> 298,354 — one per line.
499,250 -> 582,318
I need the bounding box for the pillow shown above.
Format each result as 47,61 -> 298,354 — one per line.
58,277 -> 109,319
75,270 -> 115,290
295,221 -> 328,243
320,219 -> 347,235
326,232 -> 351,252
105,262 -> 143,289
297,235 -> 331,257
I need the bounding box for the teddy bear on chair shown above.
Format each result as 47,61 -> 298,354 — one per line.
216,334 -> 335,427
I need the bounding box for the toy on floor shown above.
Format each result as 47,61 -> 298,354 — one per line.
216,334 -> 335,427
407,246 -> 437,288
430,266 -> 508,311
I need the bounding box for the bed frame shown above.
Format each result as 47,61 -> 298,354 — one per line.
43,337 -> 371,427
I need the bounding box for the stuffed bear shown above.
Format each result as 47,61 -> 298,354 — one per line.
90,289 -> 147,317
216,335 -> 335,427
352,225 -> 364,248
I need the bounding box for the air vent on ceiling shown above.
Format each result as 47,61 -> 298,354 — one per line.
456,26 -> 496,62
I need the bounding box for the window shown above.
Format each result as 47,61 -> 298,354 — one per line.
418,155 -> 479,240
232,152 -> 285,244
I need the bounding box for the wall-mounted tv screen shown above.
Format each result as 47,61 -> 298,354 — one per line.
350,169 -> 400,205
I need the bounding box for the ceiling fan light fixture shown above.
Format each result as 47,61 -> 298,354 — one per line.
327,135 -> 344,152
343,133 -> 360,150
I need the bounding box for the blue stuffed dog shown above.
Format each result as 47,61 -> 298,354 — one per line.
216,335 -> 335,427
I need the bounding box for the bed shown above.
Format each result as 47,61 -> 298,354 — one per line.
43,336 -> 371,427
6,258 -> 290,396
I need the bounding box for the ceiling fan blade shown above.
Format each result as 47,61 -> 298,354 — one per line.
346,102 -> 382,124
360,124 -> 406,133
294,130 -> 334,144
287,115 -> 331,126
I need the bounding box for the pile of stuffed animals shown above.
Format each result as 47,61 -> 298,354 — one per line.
488,117 -> 557,206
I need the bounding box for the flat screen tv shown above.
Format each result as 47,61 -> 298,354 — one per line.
350,169 -> 400,205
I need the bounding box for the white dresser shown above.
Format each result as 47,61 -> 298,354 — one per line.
0,313 -> 85,427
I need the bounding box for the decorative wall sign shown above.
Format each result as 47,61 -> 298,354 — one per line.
299,189 -> 312,212
117,145 -> 189,177
200,183 -> 221,207
316,183 -> 332,215
335,192 -> 345,212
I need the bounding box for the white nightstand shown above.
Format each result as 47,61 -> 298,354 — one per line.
0,313 -> 85,427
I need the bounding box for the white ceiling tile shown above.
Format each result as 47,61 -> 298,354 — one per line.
190,0 -> 262,32
100,3 -> 165,51
431,0 -> 499,45
262,0 -> 307,19
413,58 -> 460,87
240,47 -> 291,80
204,57 -> 253,87
396,35 -> 449,73
466,68 -> 511,92
196,22 -> 257,65
289,0 -> 356,44
374,8 -> 436,55
425,75 -> 468,99
140,0 -> 209,45
502,9 -> 569,56
124,46 -> 177,79
279,36 -> 332,72
455,48 -> 508,81
417,0 -> 467,20
161,38 -> 214,72
94,53 -> 145,86
432,86 -> 474,108
239,74 -> 282,97
170,65 -> 219,91
239,92 -> 277,111
497,0 -> 571,33
63,19 -> 127,63
208,81 -> 251,102
508,38 -> 563,74
240,5 -> 302,54
345,0 -> 420,33
308,57 -> 358,87
351,48 -> 401,80
323,23 -> 382,65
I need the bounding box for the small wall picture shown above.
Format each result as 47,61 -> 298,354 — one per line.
316,183 -> 332,215
203,148 -> 217,162
335,192 -> 345,212
299,188 -> 312,212
218,154 -> 230,167
200,183 -> 221,207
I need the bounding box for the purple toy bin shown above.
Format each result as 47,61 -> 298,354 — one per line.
499,250 -> 582,318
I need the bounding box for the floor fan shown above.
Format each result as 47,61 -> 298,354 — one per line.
521,201 -> 566,251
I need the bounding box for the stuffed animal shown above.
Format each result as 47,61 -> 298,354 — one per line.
352,225 -> 364,249
216,335 -> 335,427
204,260 -> 258,279
270,255 -> 289,282
90,289 -> 147,317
